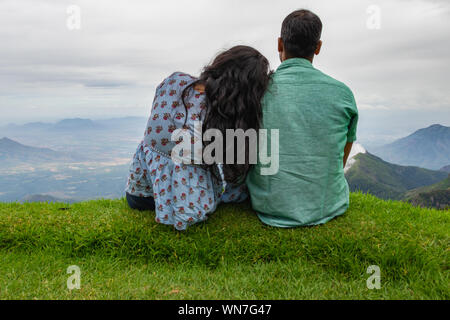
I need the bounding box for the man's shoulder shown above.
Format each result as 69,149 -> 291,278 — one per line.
315,69 -> 354,96
272,66 -> 354,97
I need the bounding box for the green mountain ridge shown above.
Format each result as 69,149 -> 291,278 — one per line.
345,152 -> 448,201
404,175 -> 450,210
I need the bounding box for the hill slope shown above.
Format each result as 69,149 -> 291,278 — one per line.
0,193 -> 448,299
345,152 -> 448,200
404,175 -> 450,209
371,124 -> 450,170
0,137 -> 68,164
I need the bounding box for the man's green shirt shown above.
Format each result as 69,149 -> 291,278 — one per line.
247,58 -> 358,227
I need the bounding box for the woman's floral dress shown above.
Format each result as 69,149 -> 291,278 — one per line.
126,72 -> 248,230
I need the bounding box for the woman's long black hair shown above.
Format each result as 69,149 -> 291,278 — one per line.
182,45 -> 272,184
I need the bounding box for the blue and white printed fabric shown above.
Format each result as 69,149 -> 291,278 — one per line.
126,72 -> 247,230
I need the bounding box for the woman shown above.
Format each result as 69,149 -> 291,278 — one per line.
125,46 -> 271,230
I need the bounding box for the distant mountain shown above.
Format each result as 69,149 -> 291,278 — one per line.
21,194 -> 75,204
0,118 -> 147,202
345,152 -> 448,200
51,118 -> 98,131
21,122 -> 50,130
0,137 -> 66,163
440,165 -> 450,173
404,175 -> 450,210
371,124 -> 450,170
0,117 -> 146,134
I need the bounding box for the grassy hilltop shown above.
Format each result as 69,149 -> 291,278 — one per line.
0,193 -> 448,300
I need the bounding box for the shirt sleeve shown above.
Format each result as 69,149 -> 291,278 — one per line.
345,89 -> 358,143
347,113 -> 358,142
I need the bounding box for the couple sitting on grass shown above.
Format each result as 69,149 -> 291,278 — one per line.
125,9 -> 358,230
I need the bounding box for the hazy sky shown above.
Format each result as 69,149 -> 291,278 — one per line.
1,0 -> 449,146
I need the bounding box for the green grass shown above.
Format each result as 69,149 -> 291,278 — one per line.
0,192 -> 448,299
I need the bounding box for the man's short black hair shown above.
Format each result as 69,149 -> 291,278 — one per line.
281,9 -> 322,59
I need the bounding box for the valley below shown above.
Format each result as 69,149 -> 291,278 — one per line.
0,119 -> 449,210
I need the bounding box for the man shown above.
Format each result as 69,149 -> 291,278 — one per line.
247,9 -> 358,227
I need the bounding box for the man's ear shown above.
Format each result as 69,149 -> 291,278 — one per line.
315,40 -> 322,56
278,37 -> 285,62
278,37 -> 283,53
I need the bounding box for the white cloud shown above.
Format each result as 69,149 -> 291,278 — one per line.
0,0 -> 449,141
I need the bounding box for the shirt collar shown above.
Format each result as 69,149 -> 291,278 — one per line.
277,58 -> 314,71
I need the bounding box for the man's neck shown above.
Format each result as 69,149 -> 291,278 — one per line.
282,56 -> 314,64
